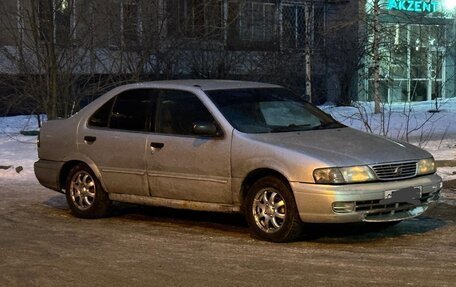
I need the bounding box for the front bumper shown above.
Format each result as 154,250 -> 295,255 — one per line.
290,173 -> 442,223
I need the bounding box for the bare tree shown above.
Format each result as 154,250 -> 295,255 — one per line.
0,0 -> 98,120
0,0 -> 171,120
371,0 -> 381,113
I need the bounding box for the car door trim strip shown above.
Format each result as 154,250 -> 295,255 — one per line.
101,167 -> 146,176
147,172 -> 228,184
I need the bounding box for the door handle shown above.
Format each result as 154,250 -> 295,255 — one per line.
84,136 -> 97,143
150,142 -> 164,149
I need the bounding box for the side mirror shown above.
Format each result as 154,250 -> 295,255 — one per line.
192,121 -> 219,137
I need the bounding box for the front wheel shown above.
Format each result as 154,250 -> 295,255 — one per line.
65,164 -> 111,219
245,176 -> 303,242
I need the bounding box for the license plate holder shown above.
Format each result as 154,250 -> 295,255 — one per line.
381,186 -> 422,205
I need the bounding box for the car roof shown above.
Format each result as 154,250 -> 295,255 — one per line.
119,80 -> 282,91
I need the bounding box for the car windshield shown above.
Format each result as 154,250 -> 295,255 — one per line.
206,88 -> 345,133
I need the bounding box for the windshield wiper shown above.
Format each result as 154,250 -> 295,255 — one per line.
270,124 -> 310,133
311,122 -> 346,130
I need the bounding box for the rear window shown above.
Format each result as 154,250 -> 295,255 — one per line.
88,89 -> 157,132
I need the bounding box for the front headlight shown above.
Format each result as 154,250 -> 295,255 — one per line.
417,158 -> 436,175
313,168 -> 345,184
314,166 -> 376,184
339,166 -> 376,183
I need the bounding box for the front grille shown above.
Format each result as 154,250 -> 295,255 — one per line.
354,191 -> 437,213
332,190 -> 440,220
355,200 -> 413,212
371,161 -> 417,180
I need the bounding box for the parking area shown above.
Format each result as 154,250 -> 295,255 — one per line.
0,178 -> 455,286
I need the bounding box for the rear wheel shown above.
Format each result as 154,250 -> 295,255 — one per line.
245,176 -> 302,242
65,164 -> 111,218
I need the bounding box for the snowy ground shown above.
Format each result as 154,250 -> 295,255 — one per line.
0,115 -> 39,180
322,99 -> 456,141
1,100 -> 456,182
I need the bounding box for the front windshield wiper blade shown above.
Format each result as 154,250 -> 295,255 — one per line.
269,124 -> 310,133
311,122 -> 346,130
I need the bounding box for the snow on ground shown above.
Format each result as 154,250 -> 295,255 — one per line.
322,99 -> 456,142
0,100 -> 455,183
0,115 -> 40,181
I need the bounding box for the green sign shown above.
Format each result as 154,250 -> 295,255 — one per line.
387,0 -> 440,13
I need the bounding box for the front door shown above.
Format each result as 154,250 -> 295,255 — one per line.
146,89 -> 232,204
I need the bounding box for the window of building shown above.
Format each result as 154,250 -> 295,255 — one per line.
121,0 -> 141,48
388,24 -> 408,79
366,23 -> 448,102
239,1 -> 276,42
102,1 -> 122,48
281,4 -> 305,49
173,0 -> 224,38
313,5 -> 325,49
55,0 -> 72,45
230,1 -> 323,50
37,0 -> 73,44
38,0 -> 53,41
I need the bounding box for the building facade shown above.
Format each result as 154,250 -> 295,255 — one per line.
6,1 -> 434,116
360,0 -> 456,102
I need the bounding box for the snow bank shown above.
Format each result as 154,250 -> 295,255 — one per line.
321,99 -> 456,141
0,115 -> 43,134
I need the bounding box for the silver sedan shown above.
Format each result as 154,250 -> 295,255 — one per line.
35,80 -> 442,242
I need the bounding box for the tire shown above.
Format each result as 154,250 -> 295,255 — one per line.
65,163 -> 111,219
245,176 -> 303,242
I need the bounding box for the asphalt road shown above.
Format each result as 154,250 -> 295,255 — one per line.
1,178 -> 455,287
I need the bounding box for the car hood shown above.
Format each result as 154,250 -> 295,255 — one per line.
247,127 -> 431,167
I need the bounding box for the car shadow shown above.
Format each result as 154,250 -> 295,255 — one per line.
42,194 -> 68,210
110,201 -> 250,236
300,216 -> 447,243
42,195 -> 448,242
108,202 -> 449,243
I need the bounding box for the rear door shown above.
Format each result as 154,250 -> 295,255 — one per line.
146,89 -> 232,203
77,89 -> 157,196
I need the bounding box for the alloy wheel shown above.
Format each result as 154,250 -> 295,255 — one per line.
252,188 -> 286,233
69,171 -> 96,210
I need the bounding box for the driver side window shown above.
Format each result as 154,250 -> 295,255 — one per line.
156,90 -> 215,135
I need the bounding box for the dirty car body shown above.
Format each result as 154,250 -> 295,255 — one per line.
35,80 -> 442,242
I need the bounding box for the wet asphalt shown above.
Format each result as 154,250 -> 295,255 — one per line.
0,178 -> 455,287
